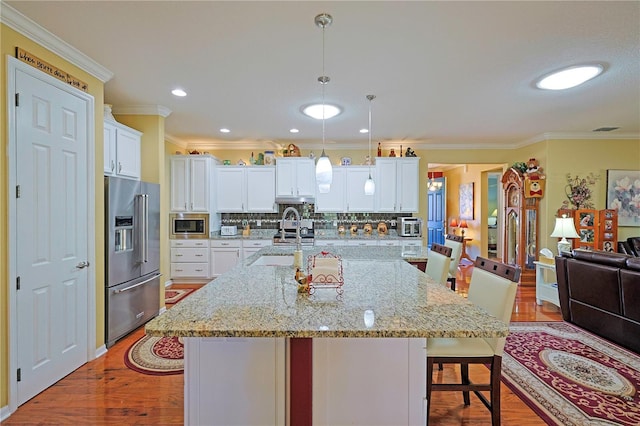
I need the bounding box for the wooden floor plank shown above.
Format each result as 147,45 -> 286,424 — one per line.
4,269 -> 562,425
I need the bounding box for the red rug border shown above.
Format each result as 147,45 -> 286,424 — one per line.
165,287 -> 195,304
502,321 -> 640,426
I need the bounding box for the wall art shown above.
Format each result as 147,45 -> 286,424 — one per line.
459,182 -> 474,220
606,169 -> 640,227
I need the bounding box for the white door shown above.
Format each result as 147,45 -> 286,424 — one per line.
215,167 -> 245,212
246,168 -> 276,212
14,68 -> 90,404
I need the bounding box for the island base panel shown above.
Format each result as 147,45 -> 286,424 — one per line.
184,337 -> 286,426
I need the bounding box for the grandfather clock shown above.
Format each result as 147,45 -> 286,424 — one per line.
501,168 -> 539,285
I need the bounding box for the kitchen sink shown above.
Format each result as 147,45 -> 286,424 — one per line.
250,254 -> 294,266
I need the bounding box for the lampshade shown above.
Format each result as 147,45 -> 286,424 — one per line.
449,218 -> 459,228
491,209 -> 498,217
364,94 -> 376,195
316,152 -> 332,193
314,14 -> 333,193
551,214 -> 580,254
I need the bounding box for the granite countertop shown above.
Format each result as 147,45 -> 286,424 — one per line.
146,246 -> 507,339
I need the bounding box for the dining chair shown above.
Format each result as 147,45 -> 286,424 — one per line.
425,243 -> 453,286
444,234 -> 464,291
426,257 -> 520,426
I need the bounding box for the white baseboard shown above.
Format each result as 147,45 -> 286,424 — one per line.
95,344 -> 108,359
0,404 -> 12,422
159,306 -> 167,315
165,280 -> 173,288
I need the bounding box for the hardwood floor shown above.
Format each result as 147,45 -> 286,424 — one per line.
3,267 -> 562,425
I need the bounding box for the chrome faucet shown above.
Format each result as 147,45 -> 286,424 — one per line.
280,206 -> 301,247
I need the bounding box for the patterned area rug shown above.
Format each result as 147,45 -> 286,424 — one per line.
124,335 -> 184,375
503,322 -> 640,425
165,287 -> 194,304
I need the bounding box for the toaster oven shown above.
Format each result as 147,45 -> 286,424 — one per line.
397,217 -> 422,237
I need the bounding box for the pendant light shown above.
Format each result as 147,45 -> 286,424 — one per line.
364,94 -> 376,195
315,13 -> 333,194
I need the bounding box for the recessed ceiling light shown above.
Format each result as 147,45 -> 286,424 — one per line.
171,88 -> 187,97
290,128 -> 299,133
220,128 -> 230,133
535,64 -> 604,90
302,103 -> 342,120
360,128 -> 369,134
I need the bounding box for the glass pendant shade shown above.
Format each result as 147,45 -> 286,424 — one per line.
364,175 -> 375,195
316,150 -> 333,193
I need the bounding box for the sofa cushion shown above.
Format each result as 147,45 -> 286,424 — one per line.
572,249 -> 629,268
566,259 -> 622,314
628,237 -> 640,256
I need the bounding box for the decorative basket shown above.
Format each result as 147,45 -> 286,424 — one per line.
284,143 -> 301,157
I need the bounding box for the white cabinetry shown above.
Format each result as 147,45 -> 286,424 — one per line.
215,167 -> 276,213
170,240 -> 210,279
346,239 -> 378,247
375,158 -> 419,213
345,167 -> 375,212
210,240 -> 242,278
315,167 -> 375,213
104,119 -> 141,180
315,168 -> 346,212
242,239 -> 272,260
276,158 -> 316,199
171,155 -> 216,212
314,239 -> 344,247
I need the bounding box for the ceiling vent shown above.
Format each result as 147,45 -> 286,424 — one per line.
592,127 -> 620,132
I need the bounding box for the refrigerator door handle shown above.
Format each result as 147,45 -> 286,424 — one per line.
113,273 -> 162,294
137,194 -> 149,263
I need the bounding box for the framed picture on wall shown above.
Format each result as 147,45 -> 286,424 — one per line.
606,169 -> 640,226
459,182 -> 474,220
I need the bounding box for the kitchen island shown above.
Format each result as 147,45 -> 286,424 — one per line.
146,246 -> 509,425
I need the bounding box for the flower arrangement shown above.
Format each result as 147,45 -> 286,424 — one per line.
561,173 -> 599,209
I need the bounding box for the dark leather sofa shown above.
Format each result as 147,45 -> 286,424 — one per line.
555,249 -> 640,354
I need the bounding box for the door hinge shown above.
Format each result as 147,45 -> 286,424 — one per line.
17,276 -> 20,290
17,368 -> 21,382
15,93 -> 19,107
16,185 -> 21,199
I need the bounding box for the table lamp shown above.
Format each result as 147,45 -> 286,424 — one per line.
449,218 -> 459,235
550,214 -> 580,254
459,220 -> 468,237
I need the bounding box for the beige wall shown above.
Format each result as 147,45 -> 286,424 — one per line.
1,23 -> 105,408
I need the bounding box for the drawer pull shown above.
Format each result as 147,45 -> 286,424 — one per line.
175,254 -> 183,257
195,254 -> 203,257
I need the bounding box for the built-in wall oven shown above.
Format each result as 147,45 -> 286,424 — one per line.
170,213 -> 209,239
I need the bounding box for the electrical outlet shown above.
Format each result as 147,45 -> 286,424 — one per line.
390,220 -> 397,227
333,220 -> 338,227
256,220 -> 262,227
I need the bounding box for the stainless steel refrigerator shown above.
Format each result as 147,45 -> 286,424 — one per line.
104,176 -> 161,348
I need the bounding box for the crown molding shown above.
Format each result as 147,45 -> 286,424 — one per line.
0,3 -> 113,83
112,105 -> 172,118
165,135 -> 188,149
167,131 -> 640,152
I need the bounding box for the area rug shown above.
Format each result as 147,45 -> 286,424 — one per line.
165,287 -> 194,304
503,322 -> 640,425
124,335 -> 184,375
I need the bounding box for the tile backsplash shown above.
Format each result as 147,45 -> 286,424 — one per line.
221,204 -> 413,230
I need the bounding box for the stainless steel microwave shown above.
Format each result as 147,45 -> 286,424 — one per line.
169,213 -> 209,239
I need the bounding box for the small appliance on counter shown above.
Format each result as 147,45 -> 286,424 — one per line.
398,216 -> 422,237
220,225 -> 238,236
